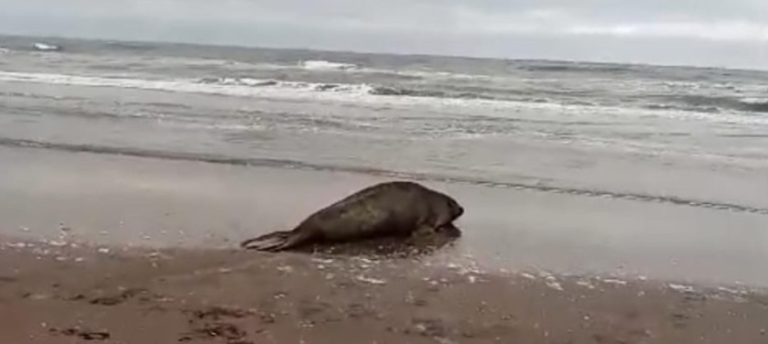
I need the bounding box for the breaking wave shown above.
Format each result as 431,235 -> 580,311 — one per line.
300,60 -> 358,71
197,77 -> 510,101
647,95 -> 768,114
33,42 -> 61,52
2,71 -> 767,125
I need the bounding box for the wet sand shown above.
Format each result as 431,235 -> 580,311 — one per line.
1,146 -> 768,342
1,240 -> 767,344
1,146 -> 767,285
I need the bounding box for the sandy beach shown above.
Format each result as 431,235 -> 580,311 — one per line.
1,146 -> 768,343
2,37 -> 768,342
2,237 -> 768,343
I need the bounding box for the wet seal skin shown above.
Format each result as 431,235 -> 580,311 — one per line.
241,181 -> 464,252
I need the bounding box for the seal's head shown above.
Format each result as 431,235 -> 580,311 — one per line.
447,196 -> 464,220
430,192 -> 464,238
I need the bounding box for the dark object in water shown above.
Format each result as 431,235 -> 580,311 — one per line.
241,181 -> 464,252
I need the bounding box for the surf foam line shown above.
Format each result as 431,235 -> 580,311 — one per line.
2,137 -> 766,216
3,71 -> 768,126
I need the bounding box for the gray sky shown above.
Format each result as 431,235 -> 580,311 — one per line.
2,0 -> 768,69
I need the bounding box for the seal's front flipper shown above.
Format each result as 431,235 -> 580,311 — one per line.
240,231 -> 292,251
438,222 -> 462,238
409,225 -> 439,247
412,225 -> 438,238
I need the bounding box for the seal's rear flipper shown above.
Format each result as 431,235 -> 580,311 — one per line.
269,230 -> 314,251
240,231 -> 292,251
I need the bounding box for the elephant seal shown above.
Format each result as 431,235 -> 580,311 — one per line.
240,181 -> 464,252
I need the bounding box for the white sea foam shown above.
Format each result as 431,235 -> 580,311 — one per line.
239,61 -> 497,83
300,60 -> 357,71
33,43 -> 61,51
0,71 -> 374,103
668,283 -> 696,293
740,97 -> 768,105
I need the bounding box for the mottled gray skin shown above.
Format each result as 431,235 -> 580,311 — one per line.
241,181 -> 464,252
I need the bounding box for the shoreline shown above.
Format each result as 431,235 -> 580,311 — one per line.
2,145 -> 768,286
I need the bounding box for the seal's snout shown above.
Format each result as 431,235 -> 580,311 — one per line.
444,196 -> 464,219
450,201 -> 464,219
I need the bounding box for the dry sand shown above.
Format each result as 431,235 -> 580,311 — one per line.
1,146 -> 768,343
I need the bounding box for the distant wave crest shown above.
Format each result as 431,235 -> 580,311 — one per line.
369,86 -> 501,100
650,95 -> 768,114
33,42 -> 61,51
199,77 -> 279,87
519,62 -> 635,74
739,98 -> 768,113
104,41 -> 156,51
197,77 -> 375,95
196,77 -> 502,101
300,60 -> 358,71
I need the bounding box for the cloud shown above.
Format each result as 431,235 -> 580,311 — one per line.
566,21 -> 768,41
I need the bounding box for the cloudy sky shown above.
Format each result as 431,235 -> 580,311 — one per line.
2,0 -> 767,69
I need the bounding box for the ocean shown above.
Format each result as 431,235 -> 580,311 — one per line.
1,34 -> 767,214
